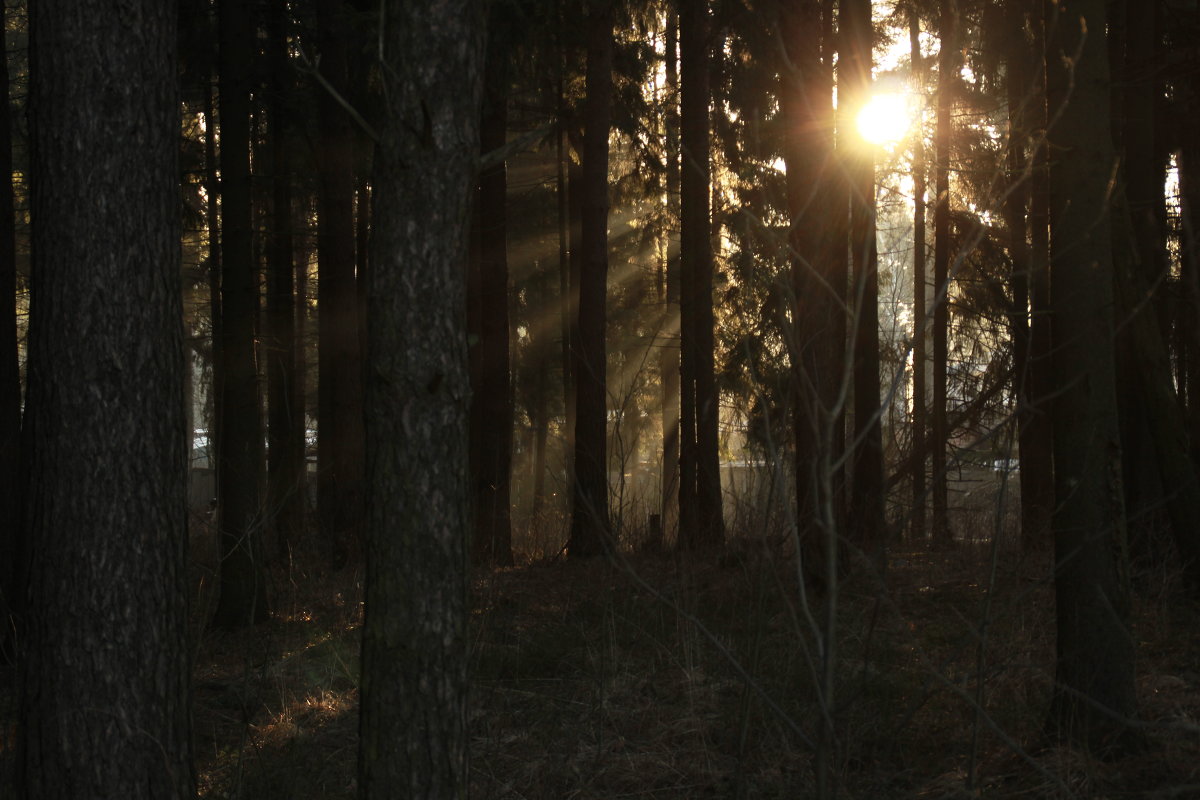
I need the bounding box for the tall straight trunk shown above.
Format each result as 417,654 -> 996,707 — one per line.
214,0 -> 268,628
267,0 -> 302,557
678,0 -> 723,552
19,1 -> 194,794
909,9 -> 928,542
470,17 -> 513,565
931,0 -> 958,548
1182,84 -> 1200,459
205,77 -> 223,513
0,0 -> 19,640
316,0 -> 364,567
660,11 -> 680,544
781,0 -> 835,562
1024,4 -> 1055,551
556,87 -> 576,499
843,0 -> 884,553
358,2 -> 484,794
531,267 -> 551,519
1044,0 -> 1139,750
568,0 -> 614,558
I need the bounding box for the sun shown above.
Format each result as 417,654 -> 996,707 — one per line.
856,92 -> 913,148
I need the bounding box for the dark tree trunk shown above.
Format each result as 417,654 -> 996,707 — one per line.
470,14 -> 514,566
0,0 -> 19,644
678,0 -> 723,552
19,1 -> 194,795
660,11 -> 680,545
567,0 -> 614,558
781,0 -> 836,566
1044,0 -> 1140,750
909,8 -> 928,542
1024,4 -> 1055,552
267,0 -> 303,558
843,0 -> 885,554
358,1 -> 484,795
931,0 -> 957,548
214,0 -> 268,628
316,0 -> 364,567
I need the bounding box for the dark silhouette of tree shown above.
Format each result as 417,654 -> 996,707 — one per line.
0,0 -> 19,650
660,10 -> 680,546
678,0 -> 723,552
1044,0 -> 1139,749
357,0 -> 484,793
214,0 -> 268,628
908,4 -> 928,542
842,0 -> 885,554
19,0 -> 193,794
267,0 -> 304,558
568,0 -> 614,558
316,0 -> 365,568
470,5 -> 515,566
931,0 -> 957,548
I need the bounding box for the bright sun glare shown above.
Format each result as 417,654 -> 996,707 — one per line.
856,93 -> 913,147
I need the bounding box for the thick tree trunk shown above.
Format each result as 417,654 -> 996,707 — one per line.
660,12 -> 680,545
1044,0 -> 1140,750
316,0 -> 364,568
267,0 -> 303,558
678,0 -> 723,552
214,0 -> 268,628
19,1 -> 194,794
843,0 -> 885,554
931,0 -> 957,548
358,2 -> 483,795
0,0 -> 19,645
568,0 -> 614,558
470,15 -> 514,566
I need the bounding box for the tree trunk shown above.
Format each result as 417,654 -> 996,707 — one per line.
567,0 -> 614,558
909,8 -> 928,542
214,0 -> 268,628
470,13 -> 514,566
19,1 -> 194,794
843,0 -> 885,554
267,0 -> 303,558
678,0 -> 724,552
660,11 -> 680,546
316,0 -> 364,568
0,0 -> 19,645
358,2 -> 483,795
931,0 -> 958,548
1044,0 -> 1140,750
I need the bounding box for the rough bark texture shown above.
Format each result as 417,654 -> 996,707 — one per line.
843,0 -> 885,554
268,0 -> 304,558
358,1 -> 484,796
470,13 -> 514,566
214,0 -> 268,628
19,1 -> 194,795
678,0 -> 724,552
568,1 -> 614,558
316,0 -> 365,567
1044,0 -> 1140,750
660,12 -> 680,545
931,0 -> 958,548
0,0 -> 19,645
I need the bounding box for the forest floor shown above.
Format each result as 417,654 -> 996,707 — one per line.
183,495 -> 1200,800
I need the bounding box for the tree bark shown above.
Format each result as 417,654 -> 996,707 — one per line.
909,9 -> 928,543
214,0 -> 268,628
0,0 -> 19,646
19,1 -> 194,794
1044,0 -> 1140,750
931,0 -> 958,548
358,1 -> 484,795
678,0 -> 724,552
316,0 -> 364,568
470,12 -> 514,566
267,0 -> 303,558
843,0 -> 885,554
568,0 -> 614,558
660,11 -> 680,546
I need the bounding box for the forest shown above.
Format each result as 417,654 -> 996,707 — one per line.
2,0 -> 1200,797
